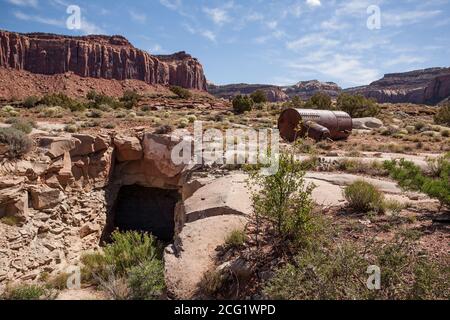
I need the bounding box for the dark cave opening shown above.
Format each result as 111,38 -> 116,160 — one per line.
112,185 -> 180,242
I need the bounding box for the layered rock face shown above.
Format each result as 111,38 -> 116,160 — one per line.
208,80 -> 341,102
284,80 -> 342,99
0,30 -> 207,90
0,128 -> 196,288
345,68 -> 450,105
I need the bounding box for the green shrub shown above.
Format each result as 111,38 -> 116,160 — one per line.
0,216 -> 22,226
250,90 -> 268,104
304,93 -> 332,110
232,95 -> 254,114
80,231 -> 164,300
120,90 -> 141,109
23,96 -> 40,108
187,115 -> 197,123
434,103 -> 450,126
86,109 -> 103,118
128,260 -> 165,300
87,91 -> 122,110
64,124 -> 79,133
224,229 -> 246,248
1,105 -> 18,117
11,120 -> 34,134
40,93 -> 83,111
2,284 -> 47,300
336,93 -> 379,117
265,235 -> 450,300
344,180 -> 384,213
178,118 -> 189,128
384,157 -> 449,209
103,231 -> 161,276
170,86 -> 192,99
0,127 -> 33,159
250,152 -> 316,246
38,106 -> 65,118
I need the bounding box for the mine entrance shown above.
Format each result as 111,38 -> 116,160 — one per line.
113,185 -> 179,242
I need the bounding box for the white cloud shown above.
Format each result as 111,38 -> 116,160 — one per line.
7,0 -> 38,7
129,10 -> 147,24
79,18 -> 105,35
286,34 -> 339,51
266,20 -> 278,30
245,12 -> 263,22
201,30 -> 216,42
287,54 -> 380,86
203,7 -> 230,25
13,10 -> 63,27
383,55 -> 426,67
13,10 -> 105,35
306,0 -> 321,8
149,44 -> 165,54
159,0 -> 182,11
383,10 -> 441,27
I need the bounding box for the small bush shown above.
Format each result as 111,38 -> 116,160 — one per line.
344,180 -> 384,213
250,152 -> 316,246
187,115 -> 197,123
2,284 -> 47,300
40,93 -> 82,111
434,103 -> 450,126
232,95 -> 254,114
0,216 -> 22,226
86,109 -> 103,118
80,231 -> 165,300
304,93 -> 332,110
337,93 -> 379,117
178,118 -> 189,128
0,128 -> 33,159
170,86 -> 192,99
39,106 -> 65,118
382,199 -> 405,216
224,229 -> 246,248
64,124 -> 79,133
23,96 -> 40,108
120,90 -> 141,109
250,90 -> 268,104
11,120 -> 34,134
128,260 -> 165,300
384,157 -> 449,209
103,231 -> 160,276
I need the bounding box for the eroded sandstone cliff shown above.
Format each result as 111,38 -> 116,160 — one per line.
0,30 -> 207,91
345,68 -> 450,105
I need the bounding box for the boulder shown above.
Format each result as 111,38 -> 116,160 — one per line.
71,134 -> 110,157
30,186 -> 64,210
352,117 -> 384,130
183,173 -> 252,223
0,186 -> 28,221
114,135 -> 143,162
39,136 -> 75,159
142,130 -> 193,178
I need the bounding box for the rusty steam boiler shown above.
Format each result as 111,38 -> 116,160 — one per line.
278,109 -> 352,142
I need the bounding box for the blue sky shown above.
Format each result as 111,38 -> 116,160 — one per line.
0,0 -> 449,88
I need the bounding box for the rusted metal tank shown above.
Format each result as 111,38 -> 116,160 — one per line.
278,109 -> 352,142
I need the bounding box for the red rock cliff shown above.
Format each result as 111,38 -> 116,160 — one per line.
0,30 -> 207,91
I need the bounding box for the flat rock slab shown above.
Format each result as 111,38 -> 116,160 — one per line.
184,173 -> 252,223
165,215 -> 248,299
304,178 -> 345,206
305,172 -> 402,194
